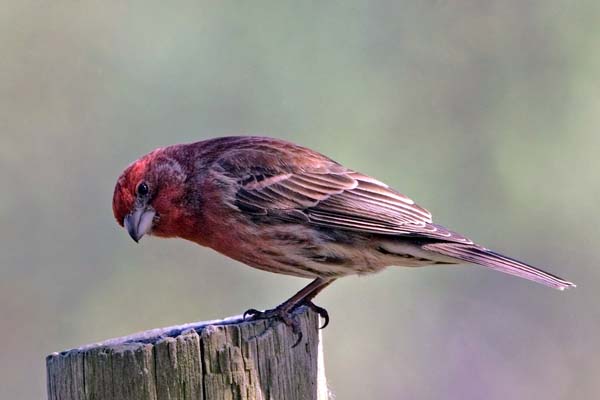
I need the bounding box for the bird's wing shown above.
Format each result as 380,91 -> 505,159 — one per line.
208,139 -> 573,290
218,150 -> 471,243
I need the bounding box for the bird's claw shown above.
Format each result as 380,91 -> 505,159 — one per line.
242,305 -> 304,347
242,300 -> 329,346
302,300 -> 330,329
243,308 -> 262,321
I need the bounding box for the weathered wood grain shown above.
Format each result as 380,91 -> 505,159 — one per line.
46,308 -> 328,400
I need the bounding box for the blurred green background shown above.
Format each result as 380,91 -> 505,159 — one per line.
1,1 -> 598,399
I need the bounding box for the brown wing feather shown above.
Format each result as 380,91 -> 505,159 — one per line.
218,144 -> 470,243
422,243 -> 575,290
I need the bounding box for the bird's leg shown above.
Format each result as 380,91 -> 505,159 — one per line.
243,277 -> 335,346
295,279 -> 335,329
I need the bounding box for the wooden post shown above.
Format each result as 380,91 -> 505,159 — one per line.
46,308 -> 328,400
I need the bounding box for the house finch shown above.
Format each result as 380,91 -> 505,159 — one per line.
113,136 -> 575,344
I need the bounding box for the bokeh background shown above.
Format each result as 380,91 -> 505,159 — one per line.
2,1 -> 599,399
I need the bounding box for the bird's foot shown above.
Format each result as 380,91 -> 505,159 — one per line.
243,305 -> 304,347
243,300 -> 330,347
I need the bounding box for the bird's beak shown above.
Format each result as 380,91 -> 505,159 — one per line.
124,207 -> 156,243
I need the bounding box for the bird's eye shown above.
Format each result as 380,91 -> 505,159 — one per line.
136,182 -> 149,196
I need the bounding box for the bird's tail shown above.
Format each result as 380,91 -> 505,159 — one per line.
422,242 -> 576,290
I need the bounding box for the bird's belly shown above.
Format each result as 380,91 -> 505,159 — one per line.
236,236 -> 371,279
203,217 -> 443,278
205,221 -> 392,278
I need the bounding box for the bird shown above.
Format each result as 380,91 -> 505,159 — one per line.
112,136 -> 575,344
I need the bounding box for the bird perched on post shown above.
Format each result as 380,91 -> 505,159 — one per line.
112,136 -> 575,344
